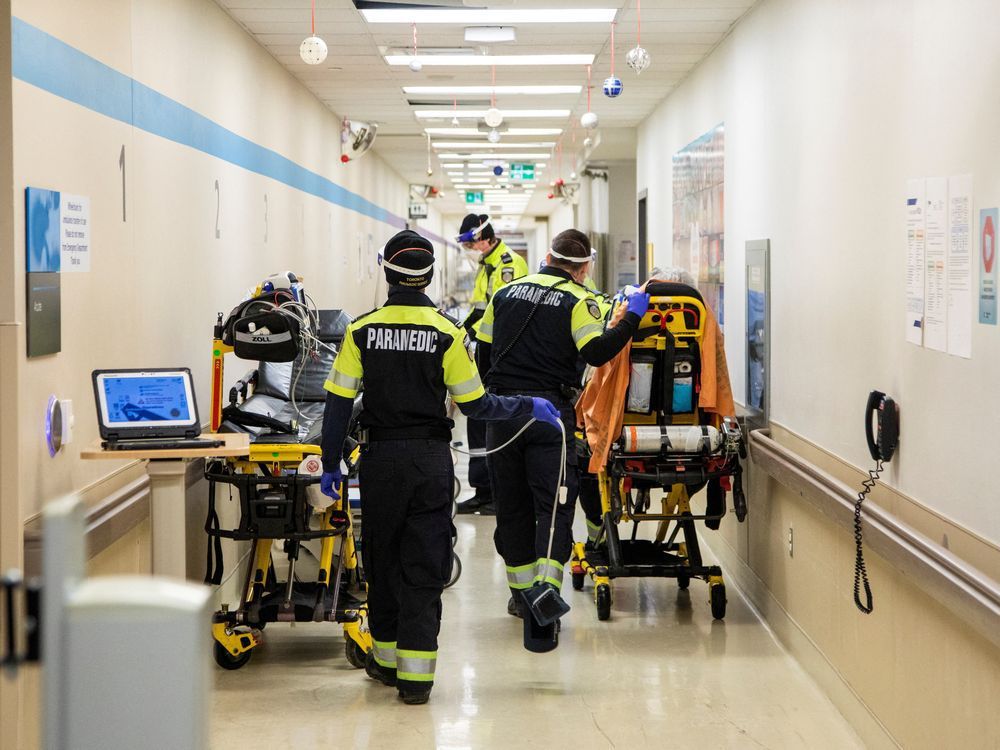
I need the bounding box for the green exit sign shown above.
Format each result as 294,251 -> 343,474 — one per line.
510,163 -> 535,181
465,191 -> 484,205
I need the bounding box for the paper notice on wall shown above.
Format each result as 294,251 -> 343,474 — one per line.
905,179 -> 926,345
980,207 -> 998,325
60,194 -> 90,272
923,177 -> 949,353
946,174 -> 973,358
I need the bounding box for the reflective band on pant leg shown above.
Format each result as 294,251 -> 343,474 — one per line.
396,649 -> 437,683
373,640 -> 397,669
534,558 -> 565,589
506,562 -> 536,590
586,519 -> 601,542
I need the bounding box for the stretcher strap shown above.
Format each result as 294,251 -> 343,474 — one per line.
204,479 -> 224,586
661,329 -> 676,415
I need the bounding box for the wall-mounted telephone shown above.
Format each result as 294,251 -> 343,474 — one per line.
865,390 -> 899,463
854,390 -> 899,614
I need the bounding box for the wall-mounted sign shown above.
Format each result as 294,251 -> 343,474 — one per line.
510,163 -> 535,182
408,201 -> 428,220
465,191 -> 484,205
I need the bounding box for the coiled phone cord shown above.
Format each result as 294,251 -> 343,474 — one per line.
853,459 -> 883,614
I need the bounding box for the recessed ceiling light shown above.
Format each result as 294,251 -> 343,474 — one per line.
387,55 -> 594,68
363,9 -> 616,24
405,86 -> 581,96
415,110 -> 570,120
424,128 -> 564,136
432,142 -> 555,150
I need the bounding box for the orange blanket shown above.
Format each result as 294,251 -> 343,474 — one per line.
576,304 -> 735,474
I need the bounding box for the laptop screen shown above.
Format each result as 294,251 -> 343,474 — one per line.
94,370 -> 199,432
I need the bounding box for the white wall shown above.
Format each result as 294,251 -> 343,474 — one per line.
637,0 -> 1000,544
9,0 -> 419,521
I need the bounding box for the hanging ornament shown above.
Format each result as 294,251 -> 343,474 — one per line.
451,97 -> 460,127
484,66 -> 503,128
583,136 -> 594,149
626,0 -> 651,75
603,21 -> 623,98
425,133 -> 433,176
580,65 -> 599,129
299,0 -> 328,64
493,165 -> 504,176
409,24 -> 423,72
488,128 -> 501,144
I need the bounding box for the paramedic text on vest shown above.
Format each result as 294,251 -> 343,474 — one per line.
318,229 -> 561,705
476,228 -> 651,638
455,213 -> 529,516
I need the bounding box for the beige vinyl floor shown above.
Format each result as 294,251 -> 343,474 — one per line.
211,481 -> 863,749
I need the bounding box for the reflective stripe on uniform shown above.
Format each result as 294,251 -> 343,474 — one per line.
448,374 -> 482,399
586,518 -> 601,542
572,322 -> 604,345
472,301 -> 488,310
534,558 -> 565,589
373,639 -> 397,669
328,370 -> 361,392
506,562 -> 536,590
477,321 -> 493,339
396,649 -> 437,682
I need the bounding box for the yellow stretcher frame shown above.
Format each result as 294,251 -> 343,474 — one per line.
570,290 -> 738,622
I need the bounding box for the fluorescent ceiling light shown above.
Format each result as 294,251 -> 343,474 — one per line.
466,178 -> 492,183
405,86 -> 580,96
424,128 -> 564,137
416,110 -> 570,120
464,26 -> 516,43
438,153 -> 552,160
432,142 -> 555,150
364,9 -> 616,24
387,55 -> 593,67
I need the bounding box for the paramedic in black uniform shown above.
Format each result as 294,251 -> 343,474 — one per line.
476,229 -> 650,626
318,229 -> 560,704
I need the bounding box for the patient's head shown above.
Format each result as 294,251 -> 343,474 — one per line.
650,266 -> 697,287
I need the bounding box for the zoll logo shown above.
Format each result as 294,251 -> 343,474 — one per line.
251,335 -> 272,343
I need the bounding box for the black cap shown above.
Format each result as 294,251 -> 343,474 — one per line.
381,230 -> 435,288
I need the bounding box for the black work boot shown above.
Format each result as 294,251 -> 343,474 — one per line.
507,595 -> 524,618
364,651 -> 397,687
456,489 -> 491,515
398,685 -> 432,705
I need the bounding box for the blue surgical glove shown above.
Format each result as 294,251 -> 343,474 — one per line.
531,397 -> 563,431
626,289 -> 651,318
320,468 -> 342,499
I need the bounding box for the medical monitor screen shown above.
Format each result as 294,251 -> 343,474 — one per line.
95,370 -> 198,429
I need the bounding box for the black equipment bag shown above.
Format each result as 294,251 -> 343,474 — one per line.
229,310 -> 300,362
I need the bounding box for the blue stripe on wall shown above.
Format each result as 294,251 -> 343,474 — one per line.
10,17 -> 446,240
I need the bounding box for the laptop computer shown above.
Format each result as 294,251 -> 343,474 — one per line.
92,368 -> 222,451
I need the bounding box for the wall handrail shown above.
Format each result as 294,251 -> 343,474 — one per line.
750,429 -> 1000,650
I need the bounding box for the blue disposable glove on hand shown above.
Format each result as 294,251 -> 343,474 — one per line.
531,397 -> 563,431
626,289 -> 651,318
320,468 -> 342,499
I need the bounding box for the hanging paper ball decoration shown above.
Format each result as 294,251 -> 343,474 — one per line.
484,108 -> 504,128
488,128 -> 501,144
300,36 -> 328,65
626,46 -> 651,75
409,59 -> 423,72
603,76 -> 623,98
426,167 -> 433,176
451,116 -> 460,126
583,137 -> 594,149
580,111 -> 599,130
340,154 -> 350,163
493,165 -> 504,176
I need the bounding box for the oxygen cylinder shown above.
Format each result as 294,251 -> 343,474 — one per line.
621,425 -> 722,454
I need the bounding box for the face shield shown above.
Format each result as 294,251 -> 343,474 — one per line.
455,215 -> 491,245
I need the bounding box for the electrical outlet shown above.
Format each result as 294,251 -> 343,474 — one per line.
787,526 -> 794,557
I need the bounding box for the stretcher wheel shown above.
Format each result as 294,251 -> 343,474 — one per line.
595,584 -> 611,621
571,571 -> 585,591
677,572 -> 690,590
444,553 -> 462,589
344,636 -> 366,669
710,583 -> 727,620
214,641 -> 253,670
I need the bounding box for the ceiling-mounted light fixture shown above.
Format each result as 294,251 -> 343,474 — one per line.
363,9 -> 617,24
464,26 -> 516,43
626,0 -> 651,75
299,0 -> 328,65
386,54 -> 594,67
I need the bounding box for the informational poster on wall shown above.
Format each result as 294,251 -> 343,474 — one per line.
60,194 -> 91,271
980,207 -> 998,325
904,175 -> 974,358
25,187 -> 63,357
672,123 -> 725,327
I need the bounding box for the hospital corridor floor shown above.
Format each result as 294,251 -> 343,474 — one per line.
210,492 -> 862,748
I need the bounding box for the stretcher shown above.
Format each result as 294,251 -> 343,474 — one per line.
203,279 -> 371,670
572,281 -> 747,621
